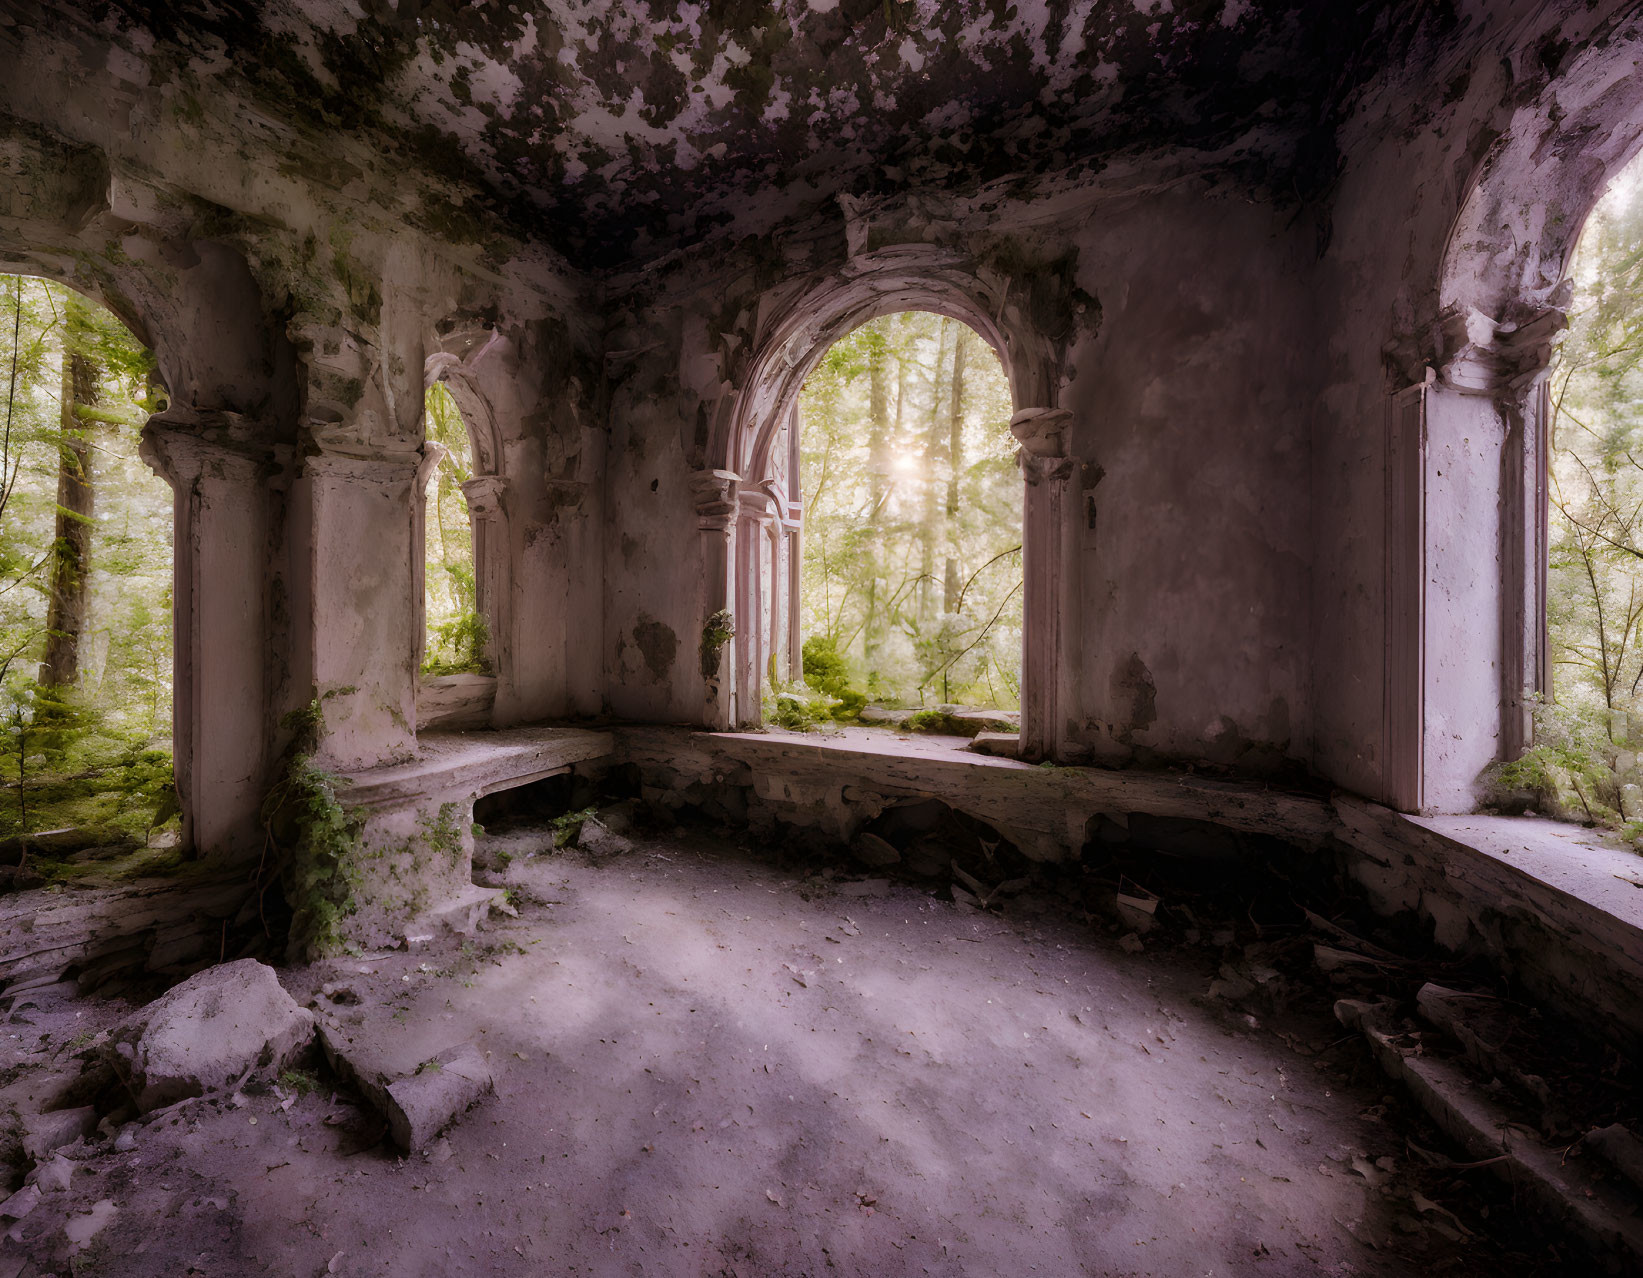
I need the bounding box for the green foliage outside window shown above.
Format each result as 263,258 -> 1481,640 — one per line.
797,311 -> 1021,714
421,381 -> 490,677
0,275 -> 175,849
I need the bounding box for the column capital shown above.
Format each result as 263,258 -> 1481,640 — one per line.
140,413 -> 289,486
1021,453 -> 1075,487
691,468 -> 741,531
1395,305 -> 1567,396
1010,407 -> 1072,460
299,435 -> 421,485
462,474 -> 509,518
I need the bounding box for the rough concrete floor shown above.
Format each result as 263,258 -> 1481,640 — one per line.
3,828 -> 1544,1277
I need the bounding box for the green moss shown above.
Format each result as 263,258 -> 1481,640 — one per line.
700,609 -> 735,680
550,805 -> 597,847
261,700 -> 363,960
421,801 -> 466,868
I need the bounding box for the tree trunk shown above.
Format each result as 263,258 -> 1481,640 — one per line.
865,337 -> 890,666
943,330 -> 968,614
39,336 -> 98,693
918,322 -> 951,625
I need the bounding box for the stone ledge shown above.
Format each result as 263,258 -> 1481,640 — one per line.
336,725 -> 614,810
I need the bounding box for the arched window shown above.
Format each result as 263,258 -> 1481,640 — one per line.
0,273 -> 177,848
414,365 -> 509,733
1397,24 -> 1643,813
1531,153 -> 1643,813
421,381 -> 486,677
703,253 -> 1067,756
777,311 -> 1022,726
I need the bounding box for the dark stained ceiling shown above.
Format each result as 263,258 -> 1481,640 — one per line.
76,0 -> 1446,270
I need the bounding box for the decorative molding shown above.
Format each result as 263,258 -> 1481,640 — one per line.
1009,407 -> 1073,459
139,414 -> 287,487
461,473 -> 508,518
691,468 -> 741,529
1021,453 -> 1075,487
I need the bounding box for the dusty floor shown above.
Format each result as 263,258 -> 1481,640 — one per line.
2,825 -> 1551,1277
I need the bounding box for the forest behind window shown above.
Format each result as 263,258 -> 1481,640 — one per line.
421,382 -> 487,677
797,312 -> 1021,713
0,276 -> 175,858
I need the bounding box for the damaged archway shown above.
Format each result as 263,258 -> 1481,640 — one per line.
1384,9 -> 1643,812
0,151 -> 299,855
700,247 -> 1070,758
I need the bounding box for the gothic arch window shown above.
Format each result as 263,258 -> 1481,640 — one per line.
703,253 -> 1068,758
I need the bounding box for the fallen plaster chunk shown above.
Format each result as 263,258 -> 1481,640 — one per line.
0,1184 -> 39,1221
320,1023 -> 494,1153
577,816 -> 633,859
20,1106 -> 96,1161
965,732 -> 1020,758
27,1153 -> 73,1193
384,1043 -> 495,1152
63,1198 -> 117,1254
850,832 -> 900,868
104,959 -> 315,1112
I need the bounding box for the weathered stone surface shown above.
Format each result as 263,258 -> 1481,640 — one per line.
965,732 -> 1020,759
328,727 -> 615,954
850,833 -> 900,869
319,1021 -> 494,1154
106,960 -> 315,1112
577,817 -> 633,860
383,1044 -> 495,1153
20,1107 -> 96,1161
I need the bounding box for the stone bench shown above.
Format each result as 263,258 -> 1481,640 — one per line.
333,725 -> 613,949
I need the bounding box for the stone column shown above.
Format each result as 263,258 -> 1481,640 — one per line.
1011,408 -> 1074,762
737,488 -> 777,725
691,469 -> 740,729
461,474 -> 511,691
140,414 -> 288,860
1390,307 -> 1559,811
290,445 -> 421,770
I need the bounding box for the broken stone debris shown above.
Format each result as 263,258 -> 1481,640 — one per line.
1586,1124 -> 1643,1194
575,815 -> 633,859
319,1026 -> 494,1153
19,1107 -> 96,1162
850,832 -> 900,868
0,1183 -> 39,1221
384,1043 -> 495,1152
103,958 -> 316,1112
1336,997 -> 1643,1267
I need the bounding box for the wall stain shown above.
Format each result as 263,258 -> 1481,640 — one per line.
633,615 -> 678,683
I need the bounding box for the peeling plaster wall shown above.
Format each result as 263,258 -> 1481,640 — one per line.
1063,188 -> 1315,773
601,176 -> 1320,774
